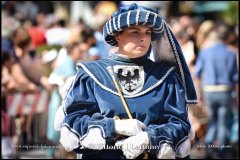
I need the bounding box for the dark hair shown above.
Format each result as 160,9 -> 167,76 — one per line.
227,26 -> 238,45
1,51 -> 12,65
57,19 -> 66,27
216,23 -> 231,41
175,30 -> 190,41
66,42 -> 80,53
81,27 -> 95,43
15,27 -> 31,50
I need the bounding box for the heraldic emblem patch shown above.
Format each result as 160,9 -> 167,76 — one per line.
113,65 -> 144,95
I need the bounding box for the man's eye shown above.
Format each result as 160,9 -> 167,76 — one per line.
146,32 -> 151,35
131,31 -> 138,34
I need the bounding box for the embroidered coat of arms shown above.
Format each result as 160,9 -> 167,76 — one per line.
113,65 -> 144,95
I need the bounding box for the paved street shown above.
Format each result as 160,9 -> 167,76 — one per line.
16,149 -> 51,159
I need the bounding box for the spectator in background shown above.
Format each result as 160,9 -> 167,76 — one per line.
34,1 -> 55,29
45,19 -> 70,46
92,1 -> 117,58
80,26 -> 100,60
222,23 -> 239,157
13,26 -> 51,91
14,1 -> 38,21
94,1 -> 117,20
6,26 -> 52,146
92,17 -> 111,59
225,25 -> 239,68
35,1 -> 54,16
82,22 -> 117,60
1,51 -> 14,123
1,52 -> 16,158
47,41 -> 89,158
6,26 -> 38,92
196,20 -> 215,50
53,20 -> 89,70
28,19 -> 47,49
2,13 -> 21,63
194,22 -> 238,159
175,30 -> 196,74
178,15 -> 201,44
2,24 -> 49,150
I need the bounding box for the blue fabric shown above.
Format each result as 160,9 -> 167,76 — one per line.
1,38 -> 19,63
194,43 -> 238,86
167,29 -> 198,104
47,89 -> 61,157
111,3 -> 158,17
62,54 -> 191,158
53,56 -> 76,77
230,105 -> 238,143
203,91 -> 233,154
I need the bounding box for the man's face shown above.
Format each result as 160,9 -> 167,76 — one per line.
115,25 -> 152,58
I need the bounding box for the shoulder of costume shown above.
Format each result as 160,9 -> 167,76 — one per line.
151,61 -> 177,76
76,59 -> 116,92
76,59 -> 110,81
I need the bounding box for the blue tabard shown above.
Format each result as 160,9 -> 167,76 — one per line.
62,53 -> 191,158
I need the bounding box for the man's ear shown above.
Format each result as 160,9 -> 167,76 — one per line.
115,34 -> 120,41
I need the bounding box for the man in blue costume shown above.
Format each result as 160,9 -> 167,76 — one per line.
54,3 -> 197,159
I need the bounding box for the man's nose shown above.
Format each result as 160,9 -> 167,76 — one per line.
139,33 -> 145,42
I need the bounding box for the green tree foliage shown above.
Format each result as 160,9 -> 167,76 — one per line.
221,1 -> 238,25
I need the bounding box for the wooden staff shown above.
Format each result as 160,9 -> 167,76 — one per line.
107,66 -> 148,159
107,66 -> 133,119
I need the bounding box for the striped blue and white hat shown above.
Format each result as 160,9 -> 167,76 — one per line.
103,3 -> 164,47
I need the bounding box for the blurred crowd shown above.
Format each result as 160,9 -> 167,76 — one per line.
170,15 -> 239,159
1,1 -> 238,159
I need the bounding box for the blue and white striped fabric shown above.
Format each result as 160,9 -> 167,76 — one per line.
103,3 -> 164,47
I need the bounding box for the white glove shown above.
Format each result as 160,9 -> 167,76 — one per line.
157,143 -> 176,159
176,138 -> 191,158
59,76 -> 76,99
115,119 -> 146,136
81,127 -> 106,150
60,126 -> 80,152
54,105 -> 65,131
115,131 -> 149,159
48,73 -> 64,86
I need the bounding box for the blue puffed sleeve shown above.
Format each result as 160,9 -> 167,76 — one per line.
146,71 -> 191,155
62,68 -> 116,144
